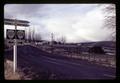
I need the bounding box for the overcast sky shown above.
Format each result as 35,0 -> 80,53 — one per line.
4,4 -> 116,43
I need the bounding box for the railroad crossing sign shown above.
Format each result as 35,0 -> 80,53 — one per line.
6,29 -> 25,40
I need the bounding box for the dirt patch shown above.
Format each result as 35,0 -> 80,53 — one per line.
4,60 -> 25,80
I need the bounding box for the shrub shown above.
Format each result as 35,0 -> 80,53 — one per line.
88,46 -> 105,54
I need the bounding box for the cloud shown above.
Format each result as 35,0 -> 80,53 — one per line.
4,4 -> 115,43
39,4 -> 113,42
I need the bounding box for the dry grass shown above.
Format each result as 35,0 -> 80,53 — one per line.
63,53 -> 116,68
4,59 -> 61,80
4,60 -> 26,80
49,48 -> 116,68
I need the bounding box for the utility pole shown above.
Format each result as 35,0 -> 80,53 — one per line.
51,33 -> 54,43
51,33 -> 53,53
30,29 -> 33,42
32,27 -> 34,43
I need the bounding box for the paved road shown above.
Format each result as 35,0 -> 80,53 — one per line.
5,45 -> 116,80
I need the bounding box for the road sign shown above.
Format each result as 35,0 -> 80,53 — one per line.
6,39 -> 25,45
17,30 -> 25,39
6,29 -> 25,40
4,18 -> 29,27
6,29 -> 15,39
4,18 -> 29,73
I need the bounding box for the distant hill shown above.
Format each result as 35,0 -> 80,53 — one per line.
80,41 -> 116,48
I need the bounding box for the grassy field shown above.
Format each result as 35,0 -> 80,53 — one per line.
36,45 -> 116,68
55,52 -> 116,68
30,44 -> 116,68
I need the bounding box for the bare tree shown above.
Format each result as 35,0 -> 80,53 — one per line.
103,4 -> 116,41
28,28 -> 30,42
36,33 -> 42,41
28,27 -> 32,42
104,4 -> 116,28
56,35 -> 66,44
32,27 -> 35,42
25,27 -> 27,42
60,36 -> 66,44
51,33 -> 54,45
31,27 -> 34,42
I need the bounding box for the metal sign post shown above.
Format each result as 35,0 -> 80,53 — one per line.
13,19 -> 17,73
